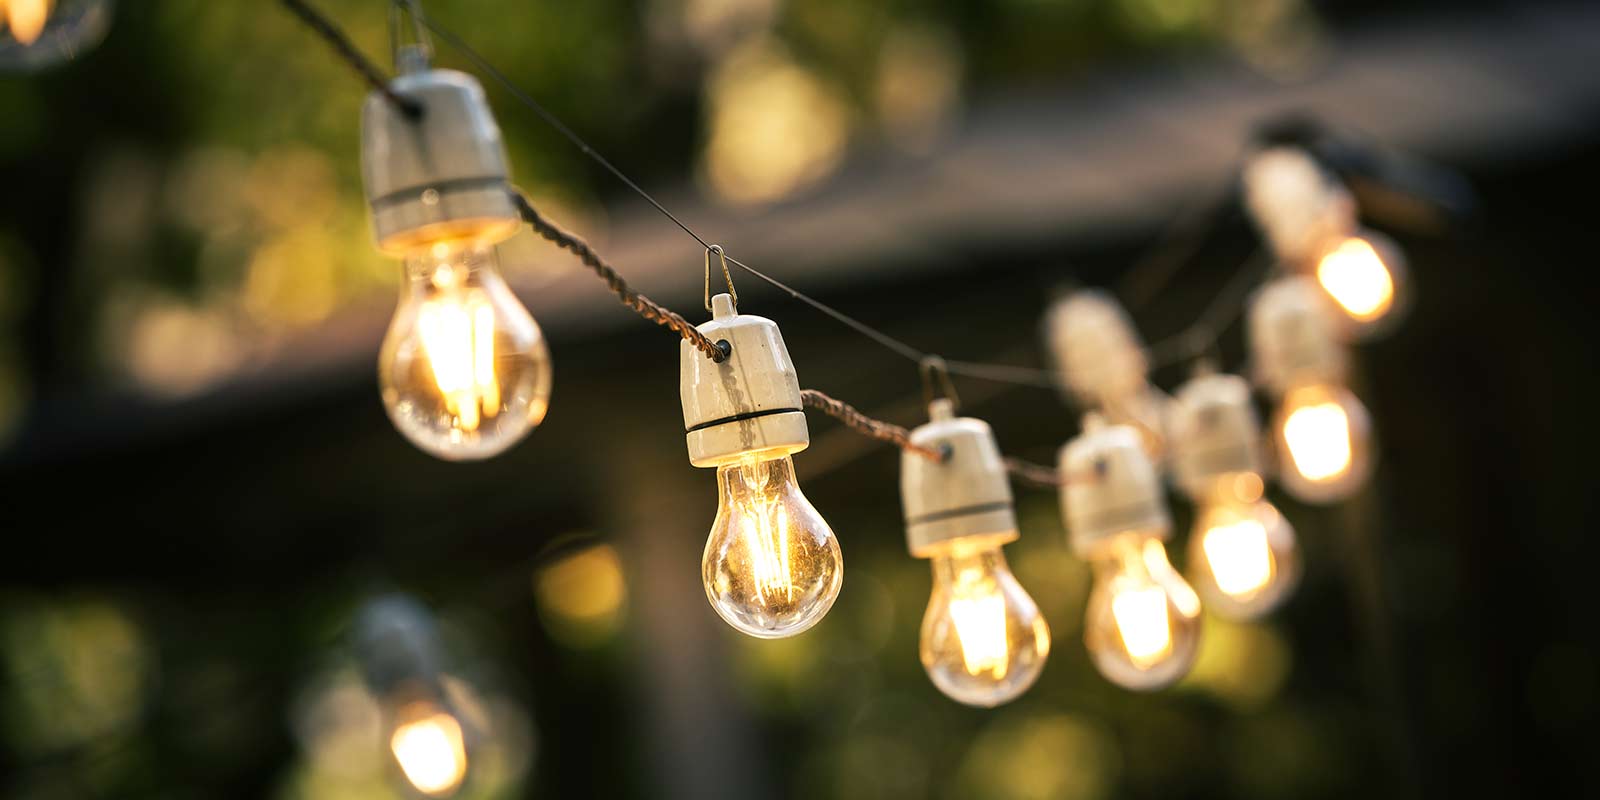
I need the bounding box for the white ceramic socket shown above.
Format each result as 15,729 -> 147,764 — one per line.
1168,371 -> 1265,500
680,294 -> 809,467
1058,419 -> 1170,558
900,400 -> 1019,558
1248,276 -> 1348,394
1044,290 -> 1149,409
1242,146 -> 1357,267
361,68 -> 519,255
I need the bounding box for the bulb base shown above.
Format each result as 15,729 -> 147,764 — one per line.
1044,290 -> 1149,409
1169,372 -> 1264,499
1248,276 -> 1347,394
1243,146 -> 1356,266
901,400 -> 1019,557
1059,422 -> 1170,558
681,294 -> 809,467
361,68 -> 519,255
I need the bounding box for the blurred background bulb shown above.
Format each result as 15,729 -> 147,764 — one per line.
1083,535 -> 1201,690
920,539 -> 1050,707
1186,473 -> 1299,619
0,0 -> 112,71
389,699 -> 469,797
1274,381 -> 1372,503
703,453 -> 841,638
379,239 -> 551,461
1314,230 -> 1408,337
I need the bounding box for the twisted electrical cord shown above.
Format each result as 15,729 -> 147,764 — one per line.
801,390 -> 944,463
512,192 -> 728,362
1003,457 -> 1066,488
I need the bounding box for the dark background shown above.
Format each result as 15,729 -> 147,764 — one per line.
2,1 -> 1597,798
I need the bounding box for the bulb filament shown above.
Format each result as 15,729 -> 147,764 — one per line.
417,287 -> 501,433
1201,518 -> 1273,598
1317,237 -> 1394,321
1283,400 -> 1352,482
948,563 -> 1010,678
390,704 -> 468,797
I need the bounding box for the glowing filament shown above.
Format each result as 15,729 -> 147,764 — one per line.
417,289 -> 500,432
739,473 -> 796,606
949,567 -> 1010,677
1,0 -> 51,45
1202,519 -> 1273,598
1283,401 -> 1352,482
390,709 -> 468,796
1317,237 -> 1394,321
1111,586 -> 1172,668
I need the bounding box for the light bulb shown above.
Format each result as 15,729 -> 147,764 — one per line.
1273,381 -> 1371,503
0,0 -> 48,45
379,239 -> 551,461
703,453 -> 841,638
919,540 -> 1049,707
1186,473 -> 1299,619
1314,231 -> 1407,336
389,699 -> 469,797
1083,534 -> 1201,690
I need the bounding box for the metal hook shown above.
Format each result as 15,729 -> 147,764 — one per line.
704,244 -> 737,313
388,0 -> 433,71
920,355 -> 961,412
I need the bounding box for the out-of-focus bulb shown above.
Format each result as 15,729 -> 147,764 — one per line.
1314,231 -> 1407,336
1083,534 -> 1202,688
0,0 -> 49,45
1274,381 -> 1371,503
1187,474 -> 1299,618
920,540 -> 1049,707
703,453 -> 841,638
390,700 -> 469,797
380,239 -> 551,460
1061,419 -> 1200,690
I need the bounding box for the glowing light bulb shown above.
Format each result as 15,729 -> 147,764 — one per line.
1187,474 -> 1299,619
703,453 -> 841,638
389,700 -> 469,797
1083,535 -> 1202,689
380,239 -> 551,460
1313,231 -> 1407,337
0,0 -> 49,45
1274,381 -> 1371,503
920,540 -> 1049,707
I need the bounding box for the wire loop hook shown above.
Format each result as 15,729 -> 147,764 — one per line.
920,355 -> 961,412
388,0 -> 434,70
704,244 -> 737,313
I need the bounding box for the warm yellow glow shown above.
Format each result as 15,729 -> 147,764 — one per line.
949,566 -> 1010,678
1317,237 -> 1395,322
1,0 -> 52,46
390,708 -> 467,796
1202,519 -> 1273,598
1111,585 -> 1172,668
417,287 -> 500,433
742,494 -> 796,606
1283,400 -> 1352,482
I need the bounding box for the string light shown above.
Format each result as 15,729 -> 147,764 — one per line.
360,47 -> 551,461
1060,418 -> 1201,690
1169,370 -> 1300,618
355,596 -> 479,798
0,0 -> 112,71
901,397 -> 1049,706
1045,290 -> 1170,458
1243,146 -> 1410,338
1248,277 -> 1374,503
684,292 -> 842,638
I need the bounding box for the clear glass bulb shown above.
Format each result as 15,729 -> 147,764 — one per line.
703,453 -> 841,638
0,0 -> 113,71
1186,473 -> 1300,619
920,538 -> 1050,707
389,699 -> 469,797
1273,381 -> 1372,503
380,240 -> 551,461
1314,231 -> 1406,336
1084,534 -> 1202,690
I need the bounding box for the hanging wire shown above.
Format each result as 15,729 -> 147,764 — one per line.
1144,247 -> 1273,368
279,0 -> 422,119
703,245 -> 737,312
